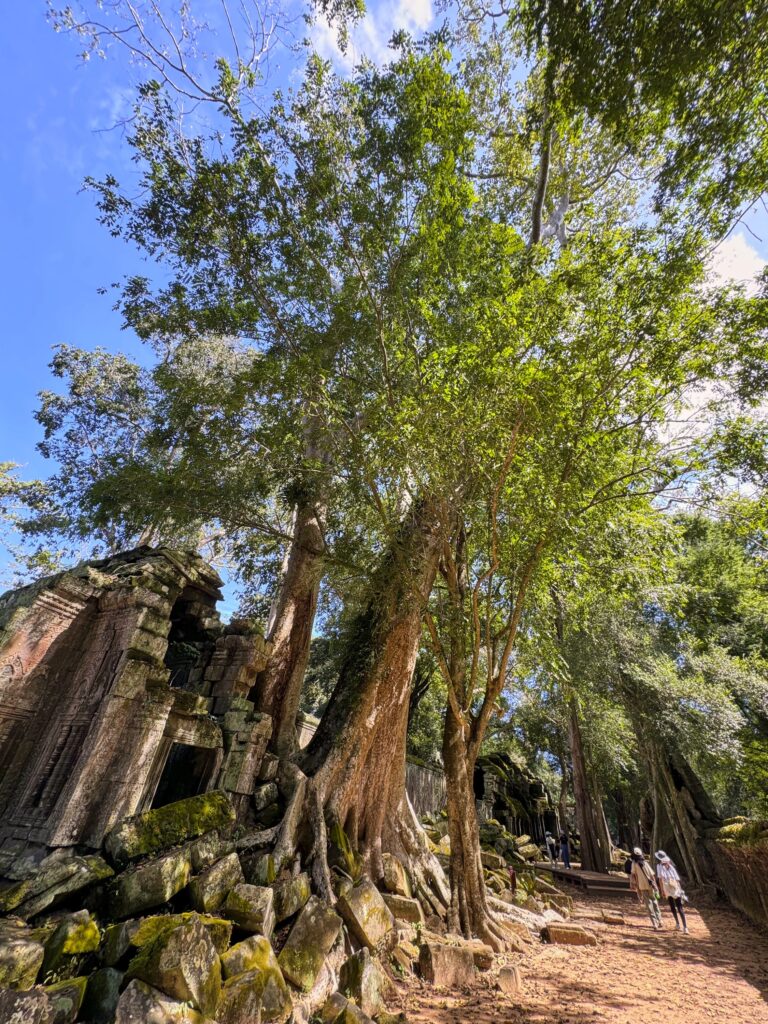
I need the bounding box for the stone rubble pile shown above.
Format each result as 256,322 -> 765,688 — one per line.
0,782 -> 598,1023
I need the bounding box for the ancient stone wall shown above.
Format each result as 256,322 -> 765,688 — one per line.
0,548 -> 271,872
703,820 -> 768,929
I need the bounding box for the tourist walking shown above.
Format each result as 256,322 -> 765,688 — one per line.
655,850 -> 689,933
559,830 -> 571,869
629,847 -> 663,929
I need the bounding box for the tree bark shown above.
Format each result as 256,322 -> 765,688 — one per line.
254,500 -> 325,758
292,496 -> 451,898
568,696 -> 612,872
442,704 -> 507,949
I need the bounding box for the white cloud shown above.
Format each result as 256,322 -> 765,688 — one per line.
706,231 -> 765,295
311,0 -> 434,70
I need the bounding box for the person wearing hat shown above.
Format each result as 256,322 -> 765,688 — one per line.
629,847 -> 663,929
655,850 -> 689,933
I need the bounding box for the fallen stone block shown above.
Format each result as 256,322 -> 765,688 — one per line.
381,854 -> 412,898
44,976 -> 87,1023
221,934 -> 275,979
41,911 -> 100,980
278,896 -> 343,993
601,909 -> 625,925
189,831 -> 235,873
418,942 -> 475,987
497,964 -> 522,996
481,850 -> 506,870
338,947 -> 389,1017
272,872 -> 311,923
125,916 -> 221,1017
463,940 -> 494,971
80,967 -> 123,1024
253,782 -> 279,812
497,919 -> 533,945
105,790 -> 236,866
224,883 -> 275,936
131,913 -> 233,957
0,987 -> 53,1024
391,946 -> 414,976
0,936 -> 45,990
189,851 -> 244,913
333,1003 -> 374,1024
381,893 -> 424,925
115,979 -> 206,1023
108,847 -> 192,918
217,962 -> 292,1024
336,878 -> 395,951
320,992 -> 349,1022
1,854 -> 113,920
540,922 -> 598,946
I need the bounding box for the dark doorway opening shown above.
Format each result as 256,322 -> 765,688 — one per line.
150,742 -> 218,809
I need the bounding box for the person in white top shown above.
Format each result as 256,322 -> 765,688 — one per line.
655,850 -> 689,933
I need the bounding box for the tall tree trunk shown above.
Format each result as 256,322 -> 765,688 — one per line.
289,496 -> 451,901
255,500 -> 325,758
612,787 -> 639,852
442,705 -> 507,949
568,696 -> 612,872
646,740 -> 720,884
558,755 -> 570,833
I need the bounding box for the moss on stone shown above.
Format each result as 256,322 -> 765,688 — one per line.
105,791 -> 236,865
0,939 -> 44,989
132,913 -> 232,955
713,819 -> 768,846
44,975 -> 88,1021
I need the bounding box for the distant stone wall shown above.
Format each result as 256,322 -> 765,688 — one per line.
406,762 -> 447,819
704,826 -> 768,929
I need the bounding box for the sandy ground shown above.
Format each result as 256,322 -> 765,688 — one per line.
396,888 -> 768,1024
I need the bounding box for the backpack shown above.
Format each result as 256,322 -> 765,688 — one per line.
623,856 -> 633,875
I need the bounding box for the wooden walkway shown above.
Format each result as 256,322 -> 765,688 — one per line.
534,861 -> 633,898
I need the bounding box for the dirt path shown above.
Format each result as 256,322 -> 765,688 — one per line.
398,889 -> 768,1024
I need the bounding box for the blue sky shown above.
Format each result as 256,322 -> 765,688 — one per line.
1,1 -> 766,605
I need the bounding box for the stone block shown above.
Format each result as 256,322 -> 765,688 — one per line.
253,783 -> 278,812
188,831 -> 235,873
481,850 -> 506,870
101,920 -> 141,967
131,913 -> 233,957
257,753 -> 279,782
338,948 -> 388,1017
43,976 -> 87,1023
497,964 -> 522,995
189,852 -> 244,913
1,854 -> 114,920
125,916 -> 221,1017
336,878 -> 395,951
382,893 -> 424,925
0,987 -> 53,1024
0,937 -> 44,989
41,911 -> 100,979
278,896 -> 343,993
601,909 -> 625,925
333,1004 -> 374,1024
104,790 -> 236,866
108,847 -> 192,918
115,979 -> 206,1023
381,853 -> 412,898
272,872 -> 311,923
464,941 -> 495,971
320,992 -> 349,1022
80,967 -> 123,1023
418,942 -> 475,987
217,961 -> 292,1024
540,922 -> 597,946
224,883 -> 275,936
220,934 -> 271,979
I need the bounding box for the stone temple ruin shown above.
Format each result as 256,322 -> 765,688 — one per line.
1,547 -> 763,1022
0,547 -> 271,871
